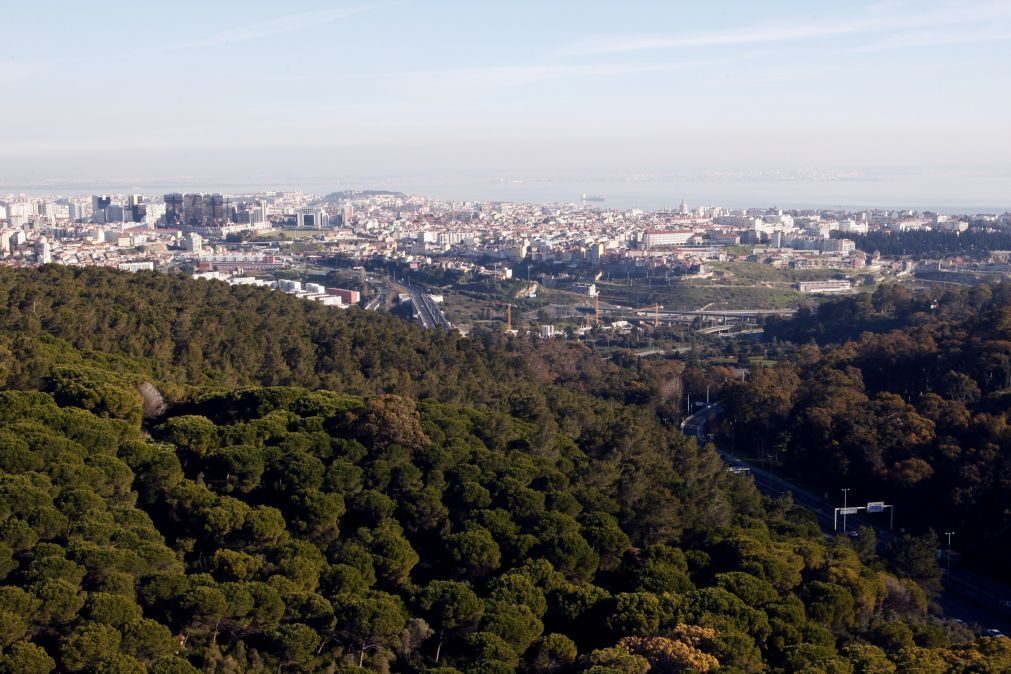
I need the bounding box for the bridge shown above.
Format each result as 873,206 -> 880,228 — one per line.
696,324 -> 735,335
409,289 -> 452,330
589,305 -> 795,326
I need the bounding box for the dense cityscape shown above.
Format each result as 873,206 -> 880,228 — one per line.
3,190 -> 1007,331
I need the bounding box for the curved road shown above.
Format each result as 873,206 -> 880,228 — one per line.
683,403 -> 1011,634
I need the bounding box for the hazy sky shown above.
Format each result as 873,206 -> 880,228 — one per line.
2,0 -> 1011,194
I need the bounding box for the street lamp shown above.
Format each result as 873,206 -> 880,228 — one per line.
945,531 -> 956,573
841,488 -> 851,534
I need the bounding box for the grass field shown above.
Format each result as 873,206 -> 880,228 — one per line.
596,280 -> 809,310
246,230 -> 326,242
709,261 -> 860,284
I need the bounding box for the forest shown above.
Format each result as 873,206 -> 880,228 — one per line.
837,229 -> 1011,258
0,266 -> 1007,672
731,282 -> 1011,579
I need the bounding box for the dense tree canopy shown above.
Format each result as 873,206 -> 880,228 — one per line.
837,228 -> 1011,258
0,267 -> 1004,671
733,281 -> 1011,577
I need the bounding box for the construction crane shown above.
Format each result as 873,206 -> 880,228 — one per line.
503,303 -> 516,332
630,303 -> 662,328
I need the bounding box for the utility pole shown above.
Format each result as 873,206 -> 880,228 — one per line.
945,531 -> 956,573
841,488 -> 851,534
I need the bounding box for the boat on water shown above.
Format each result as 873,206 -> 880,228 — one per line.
580,194 -> 605,202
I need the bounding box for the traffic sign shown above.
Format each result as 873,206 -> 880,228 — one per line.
867,501 -> 885,513
839,507 -> 859,515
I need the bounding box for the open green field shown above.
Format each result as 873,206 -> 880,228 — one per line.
709,261 -> 861,284
596,280 -> 808,310
246,229 -> 326,241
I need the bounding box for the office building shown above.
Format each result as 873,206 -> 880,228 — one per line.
68,201 -> 91,222
166,193 -> 232,228
105,205 -> 125,224
127,194 -> 145,223
164,193 -> 184,226
644,229 -> 693,248
92,195 -> 112,224
297,207 -> 328,229
143,203 -> 166,226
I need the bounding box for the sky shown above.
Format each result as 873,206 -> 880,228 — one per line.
2,0 -> 1010,205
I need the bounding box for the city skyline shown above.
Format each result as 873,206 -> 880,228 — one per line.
2,0 -> 1010,206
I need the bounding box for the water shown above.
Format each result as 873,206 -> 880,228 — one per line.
4,173 -> 1009,215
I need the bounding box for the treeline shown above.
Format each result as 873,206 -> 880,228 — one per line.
0,266 -> 730,442
764,282 -> 1003,345
731,281 -> 1011,576
0,266 -> 676,422
839,228 -> 1011,258
0,385 -> 1004,673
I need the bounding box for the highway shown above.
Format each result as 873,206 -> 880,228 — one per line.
409,288 -> 452,330
599,307 -> 796,321
682,403 -> 1011,634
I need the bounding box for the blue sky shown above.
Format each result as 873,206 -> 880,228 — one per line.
2,0 -> 1010,195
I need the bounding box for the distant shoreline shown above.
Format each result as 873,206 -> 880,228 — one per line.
2,177 -> 1008,216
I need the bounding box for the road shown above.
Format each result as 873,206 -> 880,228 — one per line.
682,403 -> 1011,634
362,279 -> 386,312
409,288 -> 452,330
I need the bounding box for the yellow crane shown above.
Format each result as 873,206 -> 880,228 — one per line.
629,303 -> 662,328
503,303 -> 516,332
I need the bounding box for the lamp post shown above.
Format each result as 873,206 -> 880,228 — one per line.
730,420 -> 736,459
841,488 -> 851,534
945,531 -> 956,573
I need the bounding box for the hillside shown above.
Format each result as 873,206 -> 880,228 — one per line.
0,268 -> 1005,672
733,282 -> 1011,577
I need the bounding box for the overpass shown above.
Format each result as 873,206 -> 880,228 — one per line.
408,288 -> 452,330
589,305 -> 796,326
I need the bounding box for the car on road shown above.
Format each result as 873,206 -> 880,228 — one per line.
984,628 -> 1004,638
